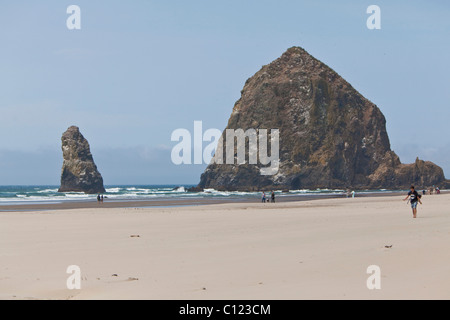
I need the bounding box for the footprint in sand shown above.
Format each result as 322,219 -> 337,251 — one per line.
127,277 -> 139,281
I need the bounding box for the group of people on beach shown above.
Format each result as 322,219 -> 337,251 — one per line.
97,194 -> 104,203
262,191 -> 276,203
424,186 -> 440,195
346,189 -> 356,198
258,184 -> 440,219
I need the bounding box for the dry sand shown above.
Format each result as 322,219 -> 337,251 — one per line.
1,193 -> 449,300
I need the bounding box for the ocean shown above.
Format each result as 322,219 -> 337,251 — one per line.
0,185 -> 399,205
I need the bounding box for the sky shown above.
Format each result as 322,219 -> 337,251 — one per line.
0,0 -> 449,185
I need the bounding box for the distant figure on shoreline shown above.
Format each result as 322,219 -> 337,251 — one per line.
271,191 -> 275,203
351,190 -> 356,198
101,195 -> 104,203
97,194 -> 101,203
436,186 -> 440,194
403,185 -> 422,218
262,192 -> 266,203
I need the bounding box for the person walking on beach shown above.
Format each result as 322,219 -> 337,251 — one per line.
101,195 -> 104,203
262,192 -> 266,203
403,185 -> 422,218
271,191 -> 275,203
97,194 -> 101,203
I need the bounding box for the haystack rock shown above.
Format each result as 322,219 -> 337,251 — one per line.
198,47 -> 448,191
58,126 -> 106,194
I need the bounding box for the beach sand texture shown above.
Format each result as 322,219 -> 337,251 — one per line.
1,194 -> 449,300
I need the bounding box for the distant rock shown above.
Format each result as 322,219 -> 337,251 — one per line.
198,47 -> 448,191
58,126 -> 106,194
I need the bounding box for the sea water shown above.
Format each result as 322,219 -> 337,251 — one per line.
0,185 -> 399,205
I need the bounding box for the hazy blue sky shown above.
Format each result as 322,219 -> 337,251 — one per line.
0,1 -> 449,185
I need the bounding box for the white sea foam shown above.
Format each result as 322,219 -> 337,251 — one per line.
289,188 -> 345,194
37,188 -> 59,193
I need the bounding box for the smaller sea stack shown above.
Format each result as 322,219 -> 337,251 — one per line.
58,126 -> 106,194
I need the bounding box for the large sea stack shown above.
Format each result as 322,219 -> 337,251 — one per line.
58,126 -> 106,194
198,47 -> 448,191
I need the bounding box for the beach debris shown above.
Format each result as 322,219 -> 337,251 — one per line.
127,277 -> 139,281
130,235 -> 140,238
112,274 -> 118,277
202,287 -> 207,291
385,245 -> 393,249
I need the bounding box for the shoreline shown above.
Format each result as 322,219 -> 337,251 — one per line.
0,190 -> 412,212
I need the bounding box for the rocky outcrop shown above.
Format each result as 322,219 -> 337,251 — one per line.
58,126 -> 106,194
198,47 -> 448,191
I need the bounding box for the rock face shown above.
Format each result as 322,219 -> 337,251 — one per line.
198,47 -> 448,191
58,126 -> 106,194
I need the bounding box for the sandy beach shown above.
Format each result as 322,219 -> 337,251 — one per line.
1,193 -> 449,300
